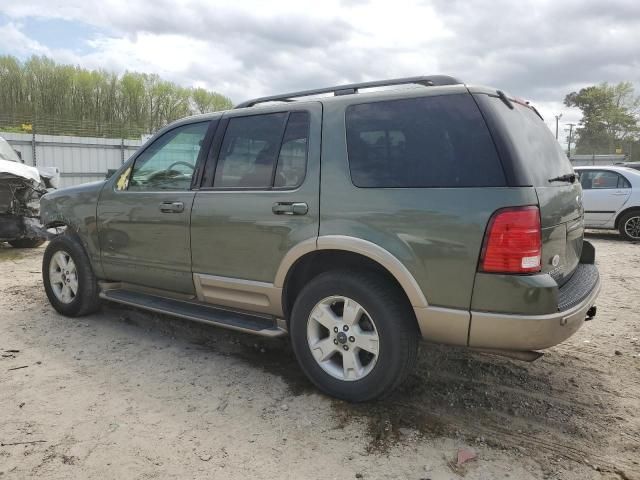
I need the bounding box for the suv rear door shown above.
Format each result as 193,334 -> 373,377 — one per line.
190,103 -> 321,314
475,92 -> 583,286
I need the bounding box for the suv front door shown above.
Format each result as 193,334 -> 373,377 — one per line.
97,120 -> 213,294
190,104 -> 321,314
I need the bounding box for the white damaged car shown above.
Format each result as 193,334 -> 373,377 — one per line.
0,136 -> 59,248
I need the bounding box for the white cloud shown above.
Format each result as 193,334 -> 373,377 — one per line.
0,22 -> 51,56
0,0 -> 638,142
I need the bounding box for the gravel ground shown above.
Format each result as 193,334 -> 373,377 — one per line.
0,232 -> 639,480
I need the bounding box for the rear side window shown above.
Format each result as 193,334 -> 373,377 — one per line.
213,112 -> 310,189
579,170 -> 631,189
345,94 -> 505,188
275,112 -> 310,188
215,113 -> 288,188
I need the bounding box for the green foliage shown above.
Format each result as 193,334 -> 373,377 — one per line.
0,55 -> 233,138
564,82 -> 639,160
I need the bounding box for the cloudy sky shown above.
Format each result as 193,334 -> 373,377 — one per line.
0,0 -> 639,141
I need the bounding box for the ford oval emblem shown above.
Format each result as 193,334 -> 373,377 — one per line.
552,254 -> 560,267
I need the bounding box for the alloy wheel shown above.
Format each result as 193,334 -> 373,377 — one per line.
49,250 -> 79,304
624,215 -> 640,240
306,296 -> 380,381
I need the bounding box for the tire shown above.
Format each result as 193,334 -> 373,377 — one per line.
8,238 -> 46,248
618,210 -> 640,241
42,234 -> 101,316
289,270 -> 419,402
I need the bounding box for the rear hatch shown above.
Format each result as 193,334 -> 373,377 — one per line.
476,92 -> 583,286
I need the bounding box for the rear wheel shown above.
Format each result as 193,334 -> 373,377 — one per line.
619,210 -> 640,241
289,270 -> 418,402
42,234 -> 101,316
8,238 -> 45,248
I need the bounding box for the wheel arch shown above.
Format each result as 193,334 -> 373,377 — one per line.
42,219 -> 103,278
614,206 -> 640,229
276,235 -> 428,320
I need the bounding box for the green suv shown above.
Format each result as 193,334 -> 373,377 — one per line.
40,76 -> 600,402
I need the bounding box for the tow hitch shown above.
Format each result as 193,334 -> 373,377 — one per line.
585,306 -> 597,321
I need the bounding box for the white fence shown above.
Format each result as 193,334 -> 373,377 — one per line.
1,131 -> 144,188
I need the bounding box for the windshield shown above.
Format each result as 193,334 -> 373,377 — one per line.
0,137 -> 21,162
486,96 -> 574,186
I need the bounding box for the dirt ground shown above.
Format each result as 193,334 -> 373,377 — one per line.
0,232 -> 639,480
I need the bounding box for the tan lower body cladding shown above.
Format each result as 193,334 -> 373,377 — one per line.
194,273 -> 284,317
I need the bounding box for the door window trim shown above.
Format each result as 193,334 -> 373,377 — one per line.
198,109 -> 311,192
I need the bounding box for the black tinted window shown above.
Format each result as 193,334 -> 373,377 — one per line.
485,96 -> 573,186
275,112 -> 310,188
213,112 -> 310,189
214,113 -> 288,188
346,94 -> 505,188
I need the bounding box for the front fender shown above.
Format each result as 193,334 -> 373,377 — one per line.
40,181 -> 106,278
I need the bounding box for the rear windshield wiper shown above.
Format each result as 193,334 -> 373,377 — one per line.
548,173 -> 576,184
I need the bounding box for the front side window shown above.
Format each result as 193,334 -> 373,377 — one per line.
214,111 -> 310,189
128,121 -> 209,191
580,170 -> 630,190
345,94 -> 505,188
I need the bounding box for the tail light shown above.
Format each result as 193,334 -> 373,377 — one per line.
479,206 -> 541,274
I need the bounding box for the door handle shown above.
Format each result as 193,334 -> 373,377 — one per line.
611,191 -> 628,196
272,202 -> 308,215
159,201 -> 184,213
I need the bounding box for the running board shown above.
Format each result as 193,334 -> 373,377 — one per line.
99,288 -> 286,337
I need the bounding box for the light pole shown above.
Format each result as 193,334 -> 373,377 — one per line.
555,114 -> 563,140
566,123 -> 576,158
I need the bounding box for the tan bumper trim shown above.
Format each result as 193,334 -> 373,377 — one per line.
414,306 -> 470,346
468,277 -> 601,351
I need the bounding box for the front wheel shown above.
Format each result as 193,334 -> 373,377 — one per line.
42,234 -> 101,316
619,210 -> 640,241
289,270 -> 418,402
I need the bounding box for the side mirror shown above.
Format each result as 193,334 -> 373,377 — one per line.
106,169 -> 118,179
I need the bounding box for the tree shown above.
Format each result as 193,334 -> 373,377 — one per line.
192,87 -> 233,114
0,54 -> 233,138
564,82 -> 639,159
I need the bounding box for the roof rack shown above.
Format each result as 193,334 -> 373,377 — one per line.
234,75 -> 463,108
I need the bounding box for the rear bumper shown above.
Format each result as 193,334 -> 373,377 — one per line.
468,264 -> 600,351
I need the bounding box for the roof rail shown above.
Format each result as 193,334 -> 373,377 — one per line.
234,75 -> 463,108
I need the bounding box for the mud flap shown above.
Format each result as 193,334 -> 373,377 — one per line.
580,240 -> 595,264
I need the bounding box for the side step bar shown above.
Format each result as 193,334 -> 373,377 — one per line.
100,288 -> 286,338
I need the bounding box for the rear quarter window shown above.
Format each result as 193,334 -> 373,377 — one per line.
345,94 -> 506,188
483,96 -> 573,186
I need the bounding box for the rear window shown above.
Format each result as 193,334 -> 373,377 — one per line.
345,94 -> 506,188
485,96 -> 573,186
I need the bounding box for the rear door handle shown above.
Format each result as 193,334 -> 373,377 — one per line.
611,191 -> 628,196
159,201 -> 184,213
272,202 -> 308,215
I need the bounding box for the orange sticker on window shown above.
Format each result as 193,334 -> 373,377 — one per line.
116,167 -> 131,191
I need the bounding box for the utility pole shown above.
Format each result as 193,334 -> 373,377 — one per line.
555,113 -> 563,140
566,123 -> 576,158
